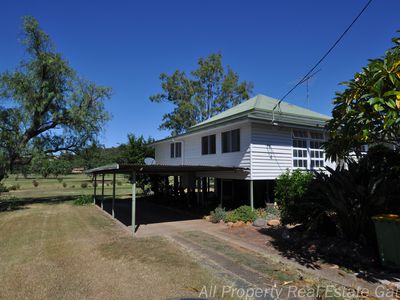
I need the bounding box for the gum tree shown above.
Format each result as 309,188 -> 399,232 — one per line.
150,53 -> 253,135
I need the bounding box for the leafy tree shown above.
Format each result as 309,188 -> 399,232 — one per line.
326,33 -> 400,160
0,16 -> 111,181
117,134 -> 154,164
150,53 -> 253,135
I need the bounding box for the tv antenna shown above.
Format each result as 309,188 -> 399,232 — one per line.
301,69 -> 321,108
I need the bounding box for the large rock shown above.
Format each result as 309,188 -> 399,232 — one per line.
253,218 -> 266,227
267,219 -> 281,227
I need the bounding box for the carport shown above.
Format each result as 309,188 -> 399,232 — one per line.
86,163 -> 248,236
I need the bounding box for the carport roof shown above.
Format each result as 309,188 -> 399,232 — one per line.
86,163 -> 247,175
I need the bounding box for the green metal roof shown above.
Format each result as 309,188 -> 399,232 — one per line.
151,94 -> 331,145
190,94 -> 331,131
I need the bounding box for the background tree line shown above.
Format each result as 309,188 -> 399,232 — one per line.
11,134 -> 154,178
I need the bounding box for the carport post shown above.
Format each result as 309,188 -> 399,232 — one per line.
220,179 -> 223,207
101,174 -> 105,209
93,174 -> 97,204
131,172 -> 136,237
112,173 -> 116,218
249,180 -> 254,211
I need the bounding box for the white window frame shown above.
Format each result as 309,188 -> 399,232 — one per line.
292,130 -> 309,169
309,134 -> 325,169
292,130 -> 326,170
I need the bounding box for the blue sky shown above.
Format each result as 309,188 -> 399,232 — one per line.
1,0 -> 399,147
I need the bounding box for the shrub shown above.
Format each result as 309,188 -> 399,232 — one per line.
57,178 -> 63,183
32,180 -> 39,187
8,185 -> 19,191
255,208 -> 267,219
308,145 -> 400,241
0,183 -> 9,193
73,195 -> 92,205
209,207 -> 227,223
62,182 -> 67,188
117,181 -> 122,186
275,169 -> 314,225
225,205 -> 257,223
265,205 -> 280,218
71,185 -> 75,188
81,182 -> 88,188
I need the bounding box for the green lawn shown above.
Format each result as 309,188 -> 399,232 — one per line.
0,202 -> 234,299
1,173 -> 134,200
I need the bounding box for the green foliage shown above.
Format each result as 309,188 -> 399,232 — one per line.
62,182 -> 67,188
0,183 -> 9,193
224,205 -> 257,223
30,154 -> 71,178
117,134 -> 154,164
254,206 -> 281,220
32,180 -> 39,187
209,207 -> 227,223
308,146 -> 400,241
326,33 -> 400,160
73,195 -> 92,205
275,170 -> 314,225
7,184 -> 19,191
150,53 -> 253,135
0,16 -> 111,180
68,134 -> 154,171
80,182 -> 88,188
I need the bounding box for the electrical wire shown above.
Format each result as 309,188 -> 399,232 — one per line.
272,0 -> 374,113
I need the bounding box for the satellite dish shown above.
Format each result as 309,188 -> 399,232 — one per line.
144,157 -> 156,165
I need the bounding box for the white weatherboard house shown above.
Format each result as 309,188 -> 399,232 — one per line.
152,94 -> 333,208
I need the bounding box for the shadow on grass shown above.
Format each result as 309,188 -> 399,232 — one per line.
0,195 -> 76,213
258,226 -> 400,284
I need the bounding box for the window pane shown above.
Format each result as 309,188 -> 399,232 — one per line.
310,141 -> 323,149
209,134 -> 216,154
170,143 -> 175,158
202,136 -> 208,155
294,160 -> 298,167
175,143 -> 182,157
231,129 -> 240,152
222,132 -> 229,153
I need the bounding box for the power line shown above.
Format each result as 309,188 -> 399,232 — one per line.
272,0 -> 374,112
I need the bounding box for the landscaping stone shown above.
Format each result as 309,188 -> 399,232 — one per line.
226,222 -> 234,228
253,218 -> 266,227
232,221 -> 245,227
266,219 -> 280,227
